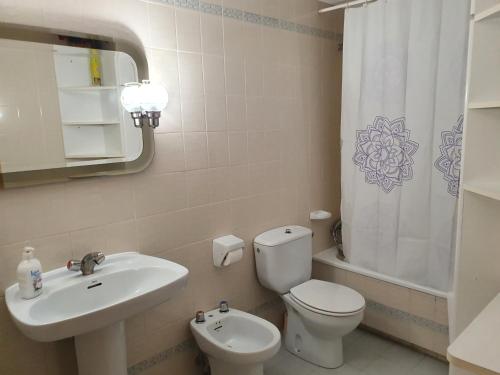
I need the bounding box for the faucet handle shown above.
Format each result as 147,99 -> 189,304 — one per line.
93,252 -> 105,265
67,260 -> 81,272
195,311 -> 206,323
219,300 -> 229,313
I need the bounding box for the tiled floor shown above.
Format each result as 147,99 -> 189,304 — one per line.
264,329 -> 449,375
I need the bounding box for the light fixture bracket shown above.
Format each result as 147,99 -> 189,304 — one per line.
128,111 -> 162,128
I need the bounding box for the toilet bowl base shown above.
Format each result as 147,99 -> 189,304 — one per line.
284,331 -> 343,369
208,358 -> 264,375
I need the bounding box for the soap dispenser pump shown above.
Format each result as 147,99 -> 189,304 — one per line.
16,246 -> 43,299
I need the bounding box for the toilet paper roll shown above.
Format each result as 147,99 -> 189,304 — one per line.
222,248 -> 243,266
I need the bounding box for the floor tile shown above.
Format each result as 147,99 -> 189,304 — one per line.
409,356 -> 449,375
264,329 -> 449,375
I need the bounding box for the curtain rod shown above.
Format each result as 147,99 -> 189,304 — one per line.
318,0 -> 377,14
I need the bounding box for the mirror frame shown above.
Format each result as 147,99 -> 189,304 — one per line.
0,23 -> 154,189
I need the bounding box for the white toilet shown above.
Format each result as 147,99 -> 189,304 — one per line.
190,307 -> 281,375
254,225 -> 365,368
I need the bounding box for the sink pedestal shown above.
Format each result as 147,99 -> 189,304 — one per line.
5,252 -> 189,375
75,321 -> 127,375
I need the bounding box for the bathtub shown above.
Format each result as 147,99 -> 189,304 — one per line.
312,247 -> 449,358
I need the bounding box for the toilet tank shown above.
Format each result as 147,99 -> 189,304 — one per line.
253,225 -> 313,294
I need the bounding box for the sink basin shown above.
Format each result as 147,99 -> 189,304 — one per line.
5,252 -> 188,342
5,252 -> 188,375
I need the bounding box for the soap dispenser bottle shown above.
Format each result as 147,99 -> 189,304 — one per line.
16,246 -> 43,299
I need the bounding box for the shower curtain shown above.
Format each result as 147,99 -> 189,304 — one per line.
341,0 -> 469,291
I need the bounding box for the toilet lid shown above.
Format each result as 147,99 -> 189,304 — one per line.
290,280 -> 365,314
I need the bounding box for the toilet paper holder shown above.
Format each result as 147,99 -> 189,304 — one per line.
213,235 -> 245,268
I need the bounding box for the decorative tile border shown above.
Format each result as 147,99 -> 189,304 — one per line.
127,339 -> 197,375
366,299 -> 449,335
127,297 -> 447,375
146,0 -> 342,41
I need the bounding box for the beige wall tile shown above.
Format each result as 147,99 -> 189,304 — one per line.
226,95 -> 247,131
156,93 -> 183,133
312,261 -> 336,281
228,131 -> 248,165
228,165 -> 250,199
364,278 -> 411,313
175,9 -> 201,53
435,297 -> 449,326
149,133 -> 186,174
148,48 -> 180,95
344,270 -> 367,297
410,290 -> 436,321
205,95 -> 227,131
409,321 -> 435,353
148,3 -> 177,50
141,348 -> 199,375
133,173 -> 187,218
223,18 -> 245,59
247,130 -> 280,163
184,132 -> 209,170
186,170 -> 211,207
433,330 -> 449,357
225,57 -> 245,96
201,13 -> 224,56
248,161 -> 281,195
181,96 -> 206,131
207,167 -> 231,203
0,0 -> 43,25
0,1 -> 343,374
207,132 -> 229,167
203,54 -> 226,95
178,52 -> 204,98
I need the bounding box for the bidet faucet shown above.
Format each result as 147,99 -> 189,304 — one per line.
67,252 -> 105,276
219,300 -> 229,313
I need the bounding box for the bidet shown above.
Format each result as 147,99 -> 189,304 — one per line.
191,306 -> 281,375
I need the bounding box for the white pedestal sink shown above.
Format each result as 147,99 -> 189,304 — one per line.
5,252 -> 189,375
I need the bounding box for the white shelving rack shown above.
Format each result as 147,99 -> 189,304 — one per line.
53,46 -> 125,162
451,0 -> 500,347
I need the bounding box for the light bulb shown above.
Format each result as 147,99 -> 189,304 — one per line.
139,80 -> 168,112
120,83 -> 142,112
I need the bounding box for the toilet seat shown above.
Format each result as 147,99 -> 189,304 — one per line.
289,279 -> 365,317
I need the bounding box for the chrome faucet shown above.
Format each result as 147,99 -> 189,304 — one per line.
219,300 -> 229,313
67,252 -> 105,276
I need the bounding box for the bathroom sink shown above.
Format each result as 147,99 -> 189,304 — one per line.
5,252 -> 189,342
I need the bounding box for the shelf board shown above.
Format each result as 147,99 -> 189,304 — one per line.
62,121 -> 121,126
475,4 -> 500,22
448,293 -> 500,375
58,86 -> 118,91
463,182 -> 500,201
65,153 -> 125,159
468,101 -> 500,109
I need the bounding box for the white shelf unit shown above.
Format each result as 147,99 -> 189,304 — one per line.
450,0 -> 500,361
53,46 -> 124,161
475,2 -> 500,21
468,100 -> 500,109
472,0 -> 500,16
463,182 -> 500,201
468,6 -> 500,105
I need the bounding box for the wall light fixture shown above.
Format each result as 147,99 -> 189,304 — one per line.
120,80 -> 168,128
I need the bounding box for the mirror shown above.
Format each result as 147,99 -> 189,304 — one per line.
0,24 -> 153,188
